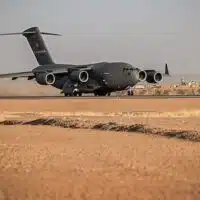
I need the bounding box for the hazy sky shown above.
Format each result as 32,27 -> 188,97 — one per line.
0,0 -> 200,74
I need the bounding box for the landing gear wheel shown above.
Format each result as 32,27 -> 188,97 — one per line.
107,92 -> 111,96
94,91 -> 110,96
72,89 -> 82,97
64,93 -> 73,97
127,90 -> 134,96
73,92 -> 82,96
96,91 -> 107,96
73,91 -> 78,96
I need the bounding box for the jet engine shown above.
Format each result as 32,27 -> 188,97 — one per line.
70,70 -> 89,83
138,70 -> 147,82
145,70 -> 163,83
35,72 -> 56,85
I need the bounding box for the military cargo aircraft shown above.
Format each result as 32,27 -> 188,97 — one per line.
0,27 -> 170,96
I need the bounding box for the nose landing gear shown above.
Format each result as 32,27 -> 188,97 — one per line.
126,86 -> 134,96
127,90 -> 134,96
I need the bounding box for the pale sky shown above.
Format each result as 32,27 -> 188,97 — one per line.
0,0 -> 200,74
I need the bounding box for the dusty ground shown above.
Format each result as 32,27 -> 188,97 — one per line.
0,99 -> 200,200
0,126 -> 200,200
1,98 -> 200,112
0,79 -> 200,96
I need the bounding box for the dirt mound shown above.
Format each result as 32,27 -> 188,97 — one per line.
1,117 -> 199,142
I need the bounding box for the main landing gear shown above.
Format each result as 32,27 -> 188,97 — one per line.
64,92 -> 82,97
64,88 -> 82,97
94,91 -> 111,96
63,89 -> 111,97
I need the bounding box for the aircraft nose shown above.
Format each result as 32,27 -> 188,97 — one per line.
133,68 -> 141,82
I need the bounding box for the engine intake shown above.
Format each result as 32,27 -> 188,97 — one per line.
154,72 -> 163,83
138,70 -> 147,82
146,70 -> 163,83
35,72 -> 56,85
70,70 -> 89,83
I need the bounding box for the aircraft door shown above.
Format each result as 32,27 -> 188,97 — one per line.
102,72 -> 116,88
123,67 -> 134,86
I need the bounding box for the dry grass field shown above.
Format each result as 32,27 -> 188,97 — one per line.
1,93 -> 200,199
1,126 -> 200,200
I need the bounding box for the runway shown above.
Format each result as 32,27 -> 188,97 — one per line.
0,95 -> 200,100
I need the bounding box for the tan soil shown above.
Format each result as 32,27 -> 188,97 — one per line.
1,98 -> 200,112
0,126 -> 200,200
0,98 -> 200,199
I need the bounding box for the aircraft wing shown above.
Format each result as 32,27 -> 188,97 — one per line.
0,65 -> 94,80
0,71 -> 34,80
39,65 -> 94,74
73,65 -> 94,71
55,65 -> 94,73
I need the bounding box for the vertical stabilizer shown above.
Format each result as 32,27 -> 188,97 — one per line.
164,63 -> 170,76
22,27 -> 55,65
0,26 -> 61,65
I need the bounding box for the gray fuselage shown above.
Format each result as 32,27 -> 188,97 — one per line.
32,61 -> 140,94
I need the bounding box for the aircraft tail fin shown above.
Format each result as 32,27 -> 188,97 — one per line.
164,63 -> 170,76
0,27 -> 61,65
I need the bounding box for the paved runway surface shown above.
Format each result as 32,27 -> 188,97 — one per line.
0,95 -> 200,100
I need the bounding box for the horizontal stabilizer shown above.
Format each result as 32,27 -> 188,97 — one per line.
40,32 -> 62,36
0,27 -> 61,65
0,31 -> 61,36
0,32 -> 25,36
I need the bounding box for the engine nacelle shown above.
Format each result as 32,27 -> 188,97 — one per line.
70,70 -> 89,83
153,72 -> 163,83
138,70 -> 147,82
35,72 -> 56,85
146,70 -> 163,83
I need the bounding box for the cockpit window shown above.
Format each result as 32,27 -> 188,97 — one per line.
123,67 -> 133,72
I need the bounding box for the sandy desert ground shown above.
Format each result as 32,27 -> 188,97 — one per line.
1,98 -> 200,200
